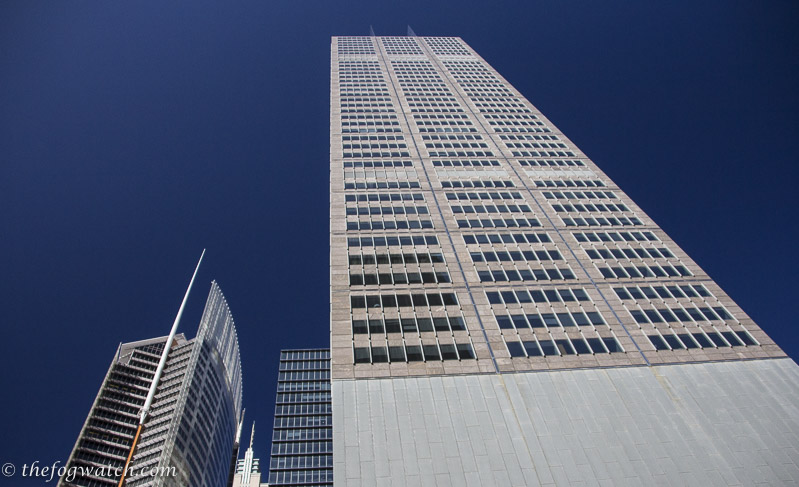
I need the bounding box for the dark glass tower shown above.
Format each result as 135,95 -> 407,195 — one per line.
268,349 -> 332,487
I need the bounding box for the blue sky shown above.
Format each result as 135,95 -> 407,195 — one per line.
0,0 -> 797,479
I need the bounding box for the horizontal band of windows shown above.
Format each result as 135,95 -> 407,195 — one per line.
277,381 -> 330,392
456,217 -> 541,228
512,151 -> 577,158
563,217 -> 643,227
279,360 -> 331,371
269,453 -> 333,469
574,230 -> 658,242
598,264 -> 692,279
436,169 -> 509,179
275,392 -> 331,404
412,113 -> 471,120
346,219 -> 434,231
535,179 -> 606,188
280,350 -> 330,360
487,288 -> 591,305
586,247 -> 674,259
340,114 -> 397,120
419,127 -> 478,133
463,232 -> 552,245
274,404 -> 331,417
271,441 -> 333,456
614,284 -> 710,300
343,151 -> 411,158
478,268 -> 576,282
277,371 -> 330,382
350,292 -> 459,309
446,191 -> 524,201
347,235 -> 438,247
343,160 -> 413,168
352,315 -> 467,334
491,127 -> 552,133
414,120 -> 474,126
554,203 -> 630,213
518,159 -> 585,167
505,142 -> 568,150
507,336 -> 622,358
425,142 -> 489,149
422,134 -> 484,140
648,330 -> 757,351
441,180 -> 514,188
629,305 -> 733,324
350,271 -> 451,286
344,181 -> 422,190
343,169 -> 418,178
342,128 -> 404,133
429,151 -> 495,157
342,134 -> 404,141
354,342 -> 475,364
346,192 -> 424,202
349,251 -> 444,265
545,191 -> 616,200
471,249 -> 562,263
346,205 -> 429,216
499,134 -> 559,141
496,310 -> 605,330
452,204 -> 533,214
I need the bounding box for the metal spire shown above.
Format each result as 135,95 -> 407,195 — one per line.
249,422 -> 255,449
139,249 -> 205,424
369,25 -> 376,37
407,25 -> 417,36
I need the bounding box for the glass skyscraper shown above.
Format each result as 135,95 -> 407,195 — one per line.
61,281 -> 243,487
329,35 -> 799,485
268,349 -> 333,487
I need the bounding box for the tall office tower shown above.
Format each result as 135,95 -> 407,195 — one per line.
268,349 -> 333,487
330,35 -> 799,485
61,281 -> 243,487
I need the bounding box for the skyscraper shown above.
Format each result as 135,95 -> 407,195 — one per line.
330,35 -> 799,485
61,281 -> 243,487
268,349 -> 333,487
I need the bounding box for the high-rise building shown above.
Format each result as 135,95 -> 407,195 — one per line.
231,423 -> 264,487
330,35 -> 799,485
267,349 -> 333,487
61,281 -> 243,487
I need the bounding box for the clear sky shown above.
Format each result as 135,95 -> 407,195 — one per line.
0,0 -> 797,480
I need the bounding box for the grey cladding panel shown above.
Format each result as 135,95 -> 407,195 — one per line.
333,358 -> 799,486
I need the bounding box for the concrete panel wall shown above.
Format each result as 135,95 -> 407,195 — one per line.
333,358 -> 799,486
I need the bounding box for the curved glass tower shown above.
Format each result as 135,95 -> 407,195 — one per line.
61,281 -> 243,487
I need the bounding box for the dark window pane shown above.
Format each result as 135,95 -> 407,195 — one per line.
384,319 -> 401,334
722,331 -> 744,347
351,296 -> 366,309
664,334 -> 685,350
707,332 -> 727,347
557,313 -> 576,327
449,316 -> 466,330
588,337 -> 608,353
539,340 -> 559,356
369,319 -> 385,334
427,294 -> 444,306
648,334 -> 669,351
526,314 -> 545,328
352,320 -> 368,334
372,347 -> 388,363
442,293 -> 459,306
423,345 -> 441,361
678,334 -> 699,349
456,343 -> 475,359
396,294 -> 412,307
556,339 -> 576,355
412,294 -> 428,307
405,346 -> 424,361
440,344 -> 458,360
692,333 -> 713,348
382,295 -> 397,307
354,347 -> 371,364
417,318 -> 434,332
366,295 -> 381,308
572,338 -> 591,354
507,341 -> 526,357
511,315 -> 529,329
496,315 -> 514,329
487,292 -> 502,304
735,331 -> 757,346
433,318 -> 450,331
523,341 -> 542,357
389,346 -> 405,362
401,318 -> 418,333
